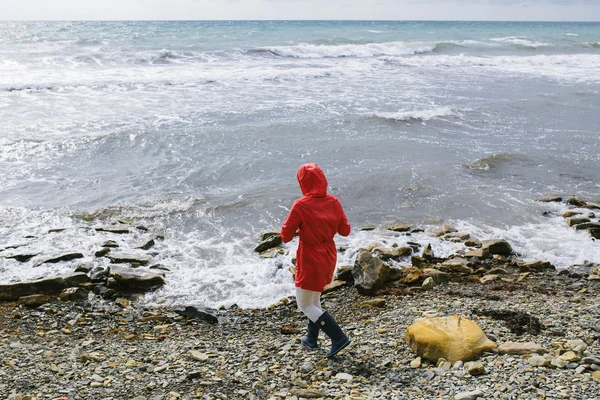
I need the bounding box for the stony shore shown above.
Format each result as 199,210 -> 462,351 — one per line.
1,195 -> 600,400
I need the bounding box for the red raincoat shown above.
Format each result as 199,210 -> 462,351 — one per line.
280,164 -> 351,292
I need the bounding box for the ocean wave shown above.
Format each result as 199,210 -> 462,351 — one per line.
371,107 -> 458,122
489,36 -> 551,49
564,33 -> 579,37
255,41 -> 436,58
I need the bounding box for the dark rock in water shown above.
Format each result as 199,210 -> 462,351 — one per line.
422,243 -> 434,260
589,228 -> 600,240
48,228 -> 67,233
59,287 -> 89,302
107,252 -> 151,266
0,272 -> 90,301
90,267 -> 108,283
360,226 -> 376,231
42,252 -> 84,264
560,264 -> 593,279
18,294 -> 54,308
519,261 -> 555,273
102,240 -> 119,248
136,225 -> 149,232
566,217 -> 591,227
103,288 -> 119,299
260,231 -> 280,241
254,235 -> 282,253
536,196 -> 563,203
95,224 -> 131,234
5,253 -> 38,262
106,277 -> 121,290
108,265 -> 165,292
149,264 -> 171,272
74,264 -> 91,273
574,222 -> 600,231
387,224 -> 411,232
92,284 -> 108,296
568,196 -> 600,210
174,306 -> 218,324
480,240 -> 512,256
352,251 -> 391,295
137,239 -> 155,251
473,309 -> 543,335
95,248 -> 111,257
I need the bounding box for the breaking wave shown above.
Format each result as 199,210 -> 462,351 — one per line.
255,41 -> 436,58
371,107 -> 458,122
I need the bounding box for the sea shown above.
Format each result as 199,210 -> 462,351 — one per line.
1,20 -> 599,308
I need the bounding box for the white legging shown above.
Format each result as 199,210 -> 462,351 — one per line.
295,287 -> 324,323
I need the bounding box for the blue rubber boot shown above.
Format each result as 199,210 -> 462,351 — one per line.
316,311 -> 351,358
301,320 -> 320,350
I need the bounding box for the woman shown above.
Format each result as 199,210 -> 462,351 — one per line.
280,163 -> 351,358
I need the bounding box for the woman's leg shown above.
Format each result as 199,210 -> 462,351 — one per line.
296,287 -> 324,323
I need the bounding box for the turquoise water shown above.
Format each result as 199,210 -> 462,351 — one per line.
1,21 -> 599,307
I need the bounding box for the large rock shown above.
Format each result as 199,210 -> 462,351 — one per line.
372,246 -> 411,261
352,251 -> 390,295
0,272 -> 90,301
108,265 -> 165,292
42,252 -> 84,264
174,306 -> 218,324
95,224 -> 131,234
254,234 -> 282,253
480,240 -> 513,256
438,258 -> 474,274
18,294 -> 54,307
565,217 -> 591,227
422,268 -> 453,284
405,316 -> 497,363
536,195 -> 563,203
107,252 -> 151,266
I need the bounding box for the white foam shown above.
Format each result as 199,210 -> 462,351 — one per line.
372,107 -> 458,122
565,33 -> 579,37
489,36 -> 551,48
261,41 -> 435,58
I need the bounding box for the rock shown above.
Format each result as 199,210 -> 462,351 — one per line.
410,357 -> 422,368
593,371 -> 600,380
109,265 -> 165,292
566,339 -> 587,353
480,275 -> 499,284
528,355 -> 549,367
443,232 -> 471,242
334,372 -> 353,381
58,287 -> 89,302
439,258 -> 473,274
18,294 -> 53,307
467,362 -> 486,376
480,240 -> 512,256
190,350 -> 209,361
562,211 -> 582,218
565,217 -> 591,227
115,298 -> 130,308
42,252 -> 84,264
422,243 -> 434,259
107,252 -> 151,266
95,224 -> 131,234
422,268 -> 453,284
433,224 -> 456,237
387,224 -> 411,232
352,251 -> 391,295
401,267 -> 425,285
323,280 -> 346,294
137,239 -> 155,250
537,195 -> 563,202
589,228 -> 600,239
174,306 -> 218,324
405,316 -> 497,363
358,298 -> 386,308
421,277 -> 435,290
334,265 -> 354,283
582,356 -> 600,365
254,235 -> 282,253
465,249 -> 487,258
519,260 -> 555,272
551,357 -> 568,368
289,389 -> 324,399
95,248 -> 111,257
0,272 -> 90,301
498,342 -> 549,355
568,196 -> 600,209
455,389 -> 484,400
373,246 -> 412,260
560,351 -> 580,362
360,226 -> 376,231
5,253 -> 38,262
102,240 -> 119,248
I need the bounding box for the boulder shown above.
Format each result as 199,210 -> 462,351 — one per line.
574,222 -> 600,231
439,258 -> 474,274
107,252 -> 151,266
5,253 -> 38,262
422,268 -> 453,284
174,306 -> 218,324
108,265 -> 165,292
422,243 -> 434,260
421,277 -> 435,290
42,252 -> 84,264
465,249 -> 487,258
59,287 -> 89,302
323,280 -> 346,294
562,211 -> 582,218
443,232 -> 471,242
536,196 -> 563,203
95,224 -> 131,234
565,217 -> 590,227
498,342 -> 549,355
358,298 -> 386,308
433,224 -> 457,237
334,265 -> 354,283
401,267 -> 425,285
136,238 -> 155,250
568,196 -> 600,210
405,316 -> 497,363
387,224 -> 411,232
590,228 -> 600,240
480,240 -> 512,256
373,246 -> 411,260
352,251 -> 391,295
0,273 -> 90,301
519,260 -> 555,273
254,234 -> 282,253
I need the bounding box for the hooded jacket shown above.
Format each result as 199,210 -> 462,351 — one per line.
280,164 -> 351,292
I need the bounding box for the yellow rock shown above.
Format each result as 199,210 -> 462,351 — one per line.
405,316 -> 497,363
593,370 -> 600,380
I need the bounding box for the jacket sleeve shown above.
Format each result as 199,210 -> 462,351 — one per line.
337,201 -> 351,237
280,202 -> 302,243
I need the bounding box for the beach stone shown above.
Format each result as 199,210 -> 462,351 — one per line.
422,268 -> 453,284
528,355 -> 550,367
537,196 -> 563,203
499,342 -> 548,355
334,265 -> 354,283
402,266 -> 424,285
593,371 -> 600,380
95,224 -> 131,234
582,356 -> 600,365
434,224 -> 456,237
18,294 -> 53,307
562,211 -> 582,218
352,251 -> 391,295
115,297 -> 130,308
42,252 -> 84,264
574,222 -> 600,231
335,372 -> 353,381
565,217 -> 590,227
0,272 -> 90,301
107,252 -> 151,266
102,240 -> 119,248
323,280 -> 346,294
480,239 -> 512,256
439,257 -> 473,274
58,287 -> 88,302
387,224 -> 411,232
480,274 -> 499,284
566,339 -> 587,352
410,357 -> 422,368
589,228 -> 600,239
421,277 -> 435,290
568,196 -> 600,209
254,234 -> 282,253
455,389 -> 484,400
289,389 -> 324,399
405,316 -> 497,363
358,298 -> 386,308
422,243 -> 434,259
519,260 -> 555,272
190,350 -> 209,361
174,306 -> 218,324
108,265 -> 165,292
95,248 -> 111,257
465,249 -> 487,258
560,351 -> 580,362
137,238 -> 155,250
467,362 -> 486,376
5,253 -> 38,262
373,246 -> 411,260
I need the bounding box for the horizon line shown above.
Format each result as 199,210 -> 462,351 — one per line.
1,19 -> 600,23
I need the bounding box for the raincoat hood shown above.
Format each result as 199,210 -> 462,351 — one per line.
297,163 -> 328,198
